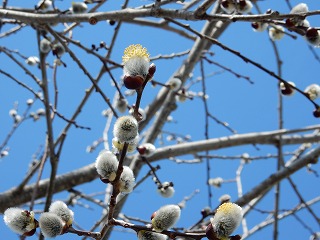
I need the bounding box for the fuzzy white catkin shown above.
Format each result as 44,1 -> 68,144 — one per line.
70,2 -> 88,14
95,150 -> 119,181
152,204 -> 181,232
305,84 -> 320,100
52,43 -> 65,57
238,0 -> 253,14
269,26 -> 285,41
3,208 -> 36,235
39,212 -> 64,238
220,0 -> 235,14
157,182 -> 175,198
138,230 -> 167,240
25,56 -> 39,66
290,3 -> 308,14
113,116 -> 138,143
40,38 -> 51,54
116,98 -> 128,113
49,201 -> 74,226
119,166 -> 136,193
210,202 -> 242,238
124,57 -> 150,77
167,78 -> 182,91
208,177 -> 224,188
138,143 -> 156,157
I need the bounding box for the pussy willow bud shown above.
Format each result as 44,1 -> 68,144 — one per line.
269,26 -> 285,41
39,212 -> 65,238
36,0 -> 52,10
167,78 -> 182,91
71,2 -> 88,14
151,204 -> 181,232
219,194 -> 231,204
305,28 -> 320,47
238,0 -> 253,14
95,150 -> 118,182
25,56 -> 39,66
119,166 -> 136,193
137,143 -> 156,157
209,202 -> 242,239
208,177 -> 224,188
122,44 -> 150,77
220,0 -> 235,14
113,115 -> 138,143
157,181 -> 175,198
40,38 -> 51,54
280,81 -> 295,96
52,43 -> 65,57
3,208 -> 38,236
286,3 -> 309,27
138,230 -> 167,240
116,97 -> 128,113
251,22 -> 268,32
304,84 -> 320,100
49,201 -> 74,227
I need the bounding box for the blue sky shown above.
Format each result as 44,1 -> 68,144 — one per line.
0,0 -> 319,239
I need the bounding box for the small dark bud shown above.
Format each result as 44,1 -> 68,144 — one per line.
230,235 -> 242,240
92,44 -> 96,50
201,207 -> 211,217
221,0 -> 229,8
89,17 -> 98,25
108,20 -> 116,26
238,0 -> 246,8
123,75 -> 144,90
313,108 -> 320,118
100,41 -> 106,48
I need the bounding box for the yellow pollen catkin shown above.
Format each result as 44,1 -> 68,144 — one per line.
122,44 -> 150,63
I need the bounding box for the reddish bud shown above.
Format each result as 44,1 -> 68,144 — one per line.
285,18 -> 295,27
150,211 -> 157,220
123,75 -> 144,90
23,228 -> 37,236
137,146 -> 147,155
205,223 -> 219,240
281,87 -> 294,95
306,28 -> 319,40
251,22 -> 259,29
147,63 -> 156,79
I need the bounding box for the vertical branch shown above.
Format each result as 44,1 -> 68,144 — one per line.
236,160 -> 248,235
270,35 -> 283,240
200,58 -> 212,208
37,30 -> 58,213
